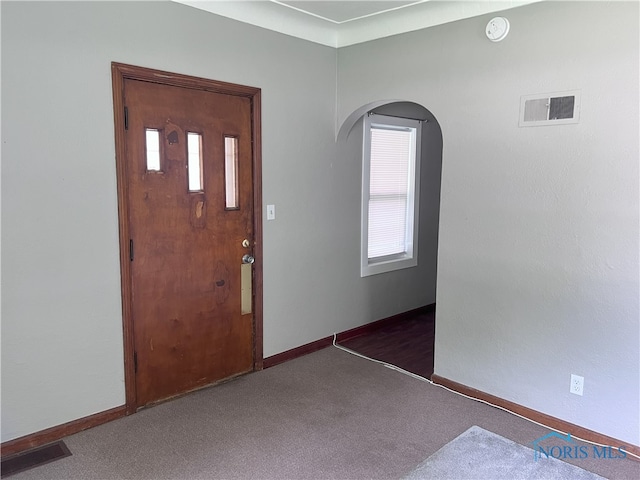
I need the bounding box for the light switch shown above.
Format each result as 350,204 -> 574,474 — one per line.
266,204 -> 276,220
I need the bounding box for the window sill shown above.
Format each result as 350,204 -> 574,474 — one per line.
361,254 -> 417,277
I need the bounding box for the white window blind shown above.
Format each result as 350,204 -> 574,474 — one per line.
361,114 -> 421,277
368,127 -> 412,258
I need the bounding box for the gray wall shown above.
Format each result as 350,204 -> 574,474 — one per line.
338,1 -> 639,445
337,101 -> 442,302
3,0 -> 637,448
1,1 -> 435,442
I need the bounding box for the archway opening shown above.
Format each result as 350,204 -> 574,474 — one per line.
336,100 -> 443,379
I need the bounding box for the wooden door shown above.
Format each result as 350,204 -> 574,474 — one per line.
113,65 -> 262,409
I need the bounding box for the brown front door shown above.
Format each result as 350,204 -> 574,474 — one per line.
113,64 -> 262,409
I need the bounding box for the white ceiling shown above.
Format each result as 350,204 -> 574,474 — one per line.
173,0 -> 540,47
278,1 -> 419,23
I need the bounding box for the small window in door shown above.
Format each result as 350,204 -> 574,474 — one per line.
224,136 -> 239,210
145,129 -> 161,171
187,132 -> 204,192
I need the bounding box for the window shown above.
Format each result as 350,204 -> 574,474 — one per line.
224,136 -> 239,209
145,129 -> 161,171
186,132 -> 203,191
361,113 -> 421,277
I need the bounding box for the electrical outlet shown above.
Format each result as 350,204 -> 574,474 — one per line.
570,374 -> 584,396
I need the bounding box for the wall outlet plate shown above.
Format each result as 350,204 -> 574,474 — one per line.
570,374 -> 584,396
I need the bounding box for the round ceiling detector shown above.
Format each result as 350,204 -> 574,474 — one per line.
486,17 -> 510,42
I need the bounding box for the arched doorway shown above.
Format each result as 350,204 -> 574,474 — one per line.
337,101 -> 443,378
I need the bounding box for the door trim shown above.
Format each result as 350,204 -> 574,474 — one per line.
111,63 -> 263,414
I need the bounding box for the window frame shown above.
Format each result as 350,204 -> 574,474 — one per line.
361,113 -> 422,277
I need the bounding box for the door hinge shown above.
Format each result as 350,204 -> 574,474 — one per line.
134,351 -> 138,374
124,106 -> 129,130
129,239 -> 134,262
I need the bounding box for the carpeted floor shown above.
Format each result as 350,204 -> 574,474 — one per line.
6,347 -> 639,479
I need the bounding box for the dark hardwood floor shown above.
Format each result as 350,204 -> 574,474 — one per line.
338,308 -> 435,379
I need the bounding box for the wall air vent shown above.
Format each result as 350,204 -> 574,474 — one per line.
519,90 -> 580,127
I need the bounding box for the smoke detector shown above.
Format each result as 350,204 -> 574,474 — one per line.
486,17 -> 510,42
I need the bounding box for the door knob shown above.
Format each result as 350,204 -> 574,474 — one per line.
242,254 -> 255,264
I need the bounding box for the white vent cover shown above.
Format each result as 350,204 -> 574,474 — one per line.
519,90 -> 581,127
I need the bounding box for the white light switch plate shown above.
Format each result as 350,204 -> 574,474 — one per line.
266,204 -> 276,220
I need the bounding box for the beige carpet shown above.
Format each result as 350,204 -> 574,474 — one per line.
8,347 -> 639,479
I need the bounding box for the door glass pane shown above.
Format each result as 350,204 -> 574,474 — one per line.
225,136 -> 239,209
145,129 -> 161,171
187,132 -> 203,192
